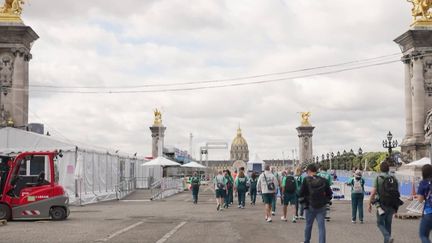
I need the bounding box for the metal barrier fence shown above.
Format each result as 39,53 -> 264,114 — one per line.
135,177 -> 153,189
335,170 -> 419,197
115,177 -> 137,200
150,177 -> 183,200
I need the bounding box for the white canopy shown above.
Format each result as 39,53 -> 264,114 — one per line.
142,157 -> 180,167
396,157 -> 430,178
248,154 -> 265,164
181,161 -> 206,169
408,157 -> 431,166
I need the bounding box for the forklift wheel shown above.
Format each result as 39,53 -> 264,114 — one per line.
0,204 -> 11,220
50,207 -> 66,221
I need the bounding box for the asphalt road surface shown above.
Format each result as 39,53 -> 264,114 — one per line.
0,186 -> 420,243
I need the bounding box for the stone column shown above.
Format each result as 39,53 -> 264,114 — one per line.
411,54 -> 425,141
150,125 -> 166,158
403,56 -> 413,142
395,29 -> 432,162
296,126 -> 315,164
0,22 -> 38,128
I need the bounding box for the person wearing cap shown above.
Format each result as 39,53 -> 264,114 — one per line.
347,169 -> 365,224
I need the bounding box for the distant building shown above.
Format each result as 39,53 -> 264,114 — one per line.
230,127 -> 249,162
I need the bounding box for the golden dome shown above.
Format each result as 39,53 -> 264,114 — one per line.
232,127 -> 248,146
230,127 -> 249,162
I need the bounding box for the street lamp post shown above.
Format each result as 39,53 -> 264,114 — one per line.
336,151 -> 341,170
358,147 -> 363,170
382,131 -> 398,166
330,152 -> 334,171
343,150 -> 347,170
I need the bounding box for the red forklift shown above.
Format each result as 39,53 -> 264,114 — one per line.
0,151 -> 70,220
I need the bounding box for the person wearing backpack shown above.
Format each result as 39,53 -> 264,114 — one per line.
415,164 -> 432,243
294,166 -> 305,220
249,172 -> 258,205
189,172 -> 201,204
213,170 -> 227,211
257,165 -> 279,223
346,170 -> 365,223
281,169 -> 298,223
318,166 -> 333,222
224,170 -> 234,208
235,171 -> 248,209
299,164 -> 333,243
368,161 -> 403,243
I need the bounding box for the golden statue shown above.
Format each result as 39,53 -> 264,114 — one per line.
300,112 -> 311,126
407,0 -> 432,26
0,0 -> 25,22
153,109 -> 162,126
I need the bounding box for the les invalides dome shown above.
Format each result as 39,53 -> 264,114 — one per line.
230,127 -> 249,162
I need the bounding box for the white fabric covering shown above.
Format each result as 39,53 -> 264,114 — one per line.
0,127 -> 157,205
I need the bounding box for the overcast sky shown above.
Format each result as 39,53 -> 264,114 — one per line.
23,0 -> 413,160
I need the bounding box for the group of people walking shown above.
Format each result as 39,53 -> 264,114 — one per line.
188,161 -> 432,243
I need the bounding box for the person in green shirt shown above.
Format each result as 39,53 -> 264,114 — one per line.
346,170 -> 365,223
189,172 -> 201,204
249,172 -> 258,205
235,171 -> 248,209
318,166 -> 333,222
294,166 -> 305,220
368,161 -> 402,243
224,170 -> 234,208
281,169 -> 298,223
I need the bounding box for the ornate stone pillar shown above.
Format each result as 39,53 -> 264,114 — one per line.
150,125 -> 166,158
297,126 -> 315,164
0,22 -> 38,128
395,28 -> 432,161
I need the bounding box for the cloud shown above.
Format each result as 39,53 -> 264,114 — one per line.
21,0 -> 413,160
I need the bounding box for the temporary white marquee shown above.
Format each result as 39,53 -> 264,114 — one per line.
181,161 -> 206,169
0,127 -> 161,205
247,154 -> 265,172
396,157 -> 431,178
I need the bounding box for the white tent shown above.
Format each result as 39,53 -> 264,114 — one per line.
409,157 -> 431,166
142,157 -> 180,167
0,127 -> 158,205
396,157 -> 431,177
247,154 -> 265,172
181,161 -> 206,169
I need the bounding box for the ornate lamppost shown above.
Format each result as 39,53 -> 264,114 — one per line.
336,151 -> 341,170
382,131 -> 398,166
342,150 -> 348,170
358,147 -> 363,170
330,152 -> 334,170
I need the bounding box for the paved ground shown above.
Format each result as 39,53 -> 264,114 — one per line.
0,186 -> 420,243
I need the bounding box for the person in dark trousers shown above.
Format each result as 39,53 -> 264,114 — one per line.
224,170 -> 234,208
346,170 -> 365,223
299,164 -> 333,243
415,164 -> 432,243
189,172 -> 201,204
368,161 -> 402,243
249,172 -> 258,205
235,170 -> 248,209
294,166 -> 305,220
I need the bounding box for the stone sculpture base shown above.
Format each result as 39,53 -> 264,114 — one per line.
297,126 -> 315,165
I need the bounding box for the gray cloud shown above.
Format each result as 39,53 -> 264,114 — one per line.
24,0 -> 412,160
